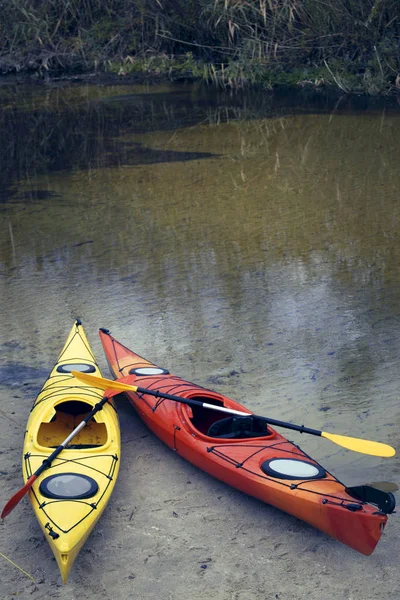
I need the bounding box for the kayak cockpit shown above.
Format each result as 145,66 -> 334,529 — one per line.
206,415 -> 270,438
37,400 -> 108,448
186,396 -> 272,439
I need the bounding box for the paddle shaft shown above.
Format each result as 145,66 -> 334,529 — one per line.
134,385 -> 322,436
134,386 -> 395,456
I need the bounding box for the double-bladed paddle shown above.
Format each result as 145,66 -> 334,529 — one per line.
1,391 -> 118,519
71,371 -> 396,459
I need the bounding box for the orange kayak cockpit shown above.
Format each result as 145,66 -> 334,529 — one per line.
179,396 -> 276,441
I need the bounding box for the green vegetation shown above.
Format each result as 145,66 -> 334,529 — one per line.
1,0 -> 399,93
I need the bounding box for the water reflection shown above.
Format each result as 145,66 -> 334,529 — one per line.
0,82 -> 399,484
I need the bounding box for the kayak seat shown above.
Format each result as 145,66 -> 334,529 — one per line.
207,416 -> 269,439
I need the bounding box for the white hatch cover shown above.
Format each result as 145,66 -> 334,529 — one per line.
57,363 -> 96,374
261,458 -> 326,480
129,367 -> 170,376
39,473 -> 99,499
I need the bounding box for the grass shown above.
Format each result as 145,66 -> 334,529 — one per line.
0,0 -> 399,94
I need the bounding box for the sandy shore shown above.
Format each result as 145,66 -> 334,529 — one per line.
1,385 -> 399,600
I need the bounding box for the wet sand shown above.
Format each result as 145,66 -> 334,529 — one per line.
1,376 -> 399,600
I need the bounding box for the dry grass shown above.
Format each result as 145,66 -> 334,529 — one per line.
0,0 -> 399,92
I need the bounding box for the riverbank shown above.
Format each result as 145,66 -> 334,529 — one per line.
1,392 -> 399,600
1,1 -> 399,95
2,64 -> 400,100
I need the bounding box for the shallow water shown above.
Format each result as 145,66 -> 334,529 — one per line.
1,81 -> 399,489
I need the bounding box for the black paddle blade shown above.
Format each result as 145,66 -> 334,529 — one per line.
346,485 -> 396,514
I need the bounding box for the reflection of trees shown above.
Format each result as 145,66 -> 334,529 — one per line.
0,84 -> 224,203
1,84 -> 399,309
2,82 -> 398,204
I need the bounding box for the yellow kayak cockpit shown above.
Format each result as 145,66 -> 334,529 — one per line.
37,399 -> 108,449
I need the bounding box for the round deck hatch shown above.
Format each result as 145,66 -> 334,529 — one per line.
57,363 -> 96,374
129,367 -> 169,376
39,473 -> 98,499
261,458 -> 326,480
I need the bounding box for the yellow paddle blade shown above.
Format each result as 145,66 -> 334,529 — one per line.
322,432 -> 396,458
71,371 -> 138,393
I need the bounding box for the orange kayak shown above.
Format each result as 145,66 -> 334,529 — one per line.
99,328 -> 394,555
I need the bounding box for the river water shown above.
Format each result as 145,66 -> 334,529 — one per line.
0,80 -> 399,488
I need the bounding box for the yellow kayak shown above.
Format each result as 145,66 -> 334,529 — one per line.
22,320 -> 120,583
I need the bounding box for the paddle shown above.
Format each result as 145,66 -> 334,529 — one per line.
1,391 -> 119,519
71,371 -> 396,459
